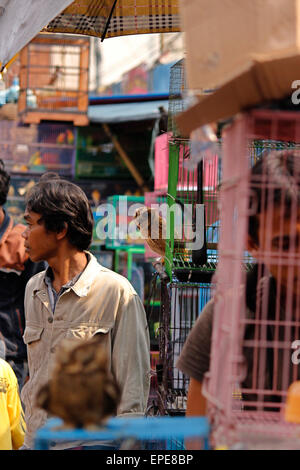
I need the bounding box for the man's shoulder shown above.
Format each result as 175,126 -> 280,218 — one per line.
86,255 -> 137,296
195,297 -> 215,324
187,297 -> 215,340
94,265 -> 137,295
25,269 -> 46,291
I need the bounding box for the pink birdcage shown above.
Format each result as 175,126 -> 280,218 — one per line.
154,133 -> 170,192
203,109 -> 300,449
154,132 -> 199,193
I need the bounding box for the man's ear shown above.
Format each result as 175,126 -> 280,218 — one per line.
56,222 -> 68,241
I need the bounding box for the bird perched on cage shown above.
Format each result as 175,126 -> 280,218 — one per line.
35,336 -> 121,429
133,206 -> 188,262
133,206 -> 168,257
49,66 -> 63,86
158,106 -> 168,135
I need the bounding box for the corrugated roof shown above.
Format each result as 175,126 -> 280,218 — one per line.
88,99 -> 169,123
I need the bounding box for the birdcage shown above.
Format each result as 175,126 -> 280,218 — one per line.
163,60 -> 221,283
34,416 -> 210,450
154,132 -> 170,192
143,61 -> 219,417
203,108 -> 300,449
144,253 -> 215,417
18,33 -> 90,126
158,281 -> 214,416
0,120 -> 76,176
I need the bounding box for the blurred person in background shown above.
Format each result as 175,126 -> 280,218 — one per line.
177,150 -> 300,447
0,337 -> 26,450
0,160 -> 45,390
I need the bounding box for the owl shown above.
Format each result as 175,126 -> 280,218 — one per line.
36,336 -> 121,429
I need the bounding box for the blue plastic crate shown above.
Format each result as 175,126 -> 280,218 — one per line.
34,416 -> 210,450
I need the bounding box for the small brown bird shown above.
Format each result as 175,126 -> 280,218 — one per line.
133,206 -> 189,261
36,336 -> 121,429
133,206 -> 167,257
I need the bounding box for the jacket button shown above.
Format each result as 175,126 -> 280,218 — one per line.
50,347 -> 55,353
48,317 -> 53,323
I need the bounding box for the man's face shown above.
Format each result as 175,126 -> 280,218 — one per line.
254,205 -> 300,294
22,210 -> 59,263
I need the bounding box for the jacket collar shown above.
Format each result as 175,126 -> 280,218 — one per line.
33,251 -> 103,297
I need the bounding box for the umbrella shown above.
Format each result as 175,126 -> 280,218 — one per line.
0,0 -> 74,70
0,0 -> 180,70
44,0 -> 181,41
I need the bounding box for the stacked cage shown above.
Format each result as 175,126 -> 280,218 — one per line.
203,109 -> 300,449
164,60 -> 221,282
18,33 -> 89,126
0,120 -> 77,223
149,60 -> 220,416
0,120 -> 76,176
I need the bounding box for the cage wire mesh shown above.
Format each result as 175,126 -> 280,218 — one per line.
19,33 -> 90,123
203,109 -> 300,449
165,59 -> 221,283
146,276 -> 214,416
165,282 -> 213,412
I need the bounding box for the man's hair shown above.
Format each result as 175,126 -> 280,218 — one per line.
248,149 -> 300,244
39,171 -> 60,182
26,176 -> 94,251
0,159 -> 10,206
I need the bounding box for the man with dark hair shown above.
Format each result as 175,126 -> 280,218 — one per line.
177,150 -> 300,434
20,175 -> 150,449
0,160 -> 44,389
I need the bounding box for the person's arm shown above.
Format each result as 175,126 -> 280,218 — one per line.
176,300 -> 214,449
6,366 -> 26,449
184,379 -> 207,450
186,378 -> 207,417
112,293 -> 150,417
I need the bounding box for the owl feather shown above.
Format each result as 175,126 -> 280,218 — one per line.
36,336 -> 121,429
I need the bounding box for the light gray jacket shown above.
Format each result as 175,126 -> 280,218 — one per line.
21,252 -> 150,448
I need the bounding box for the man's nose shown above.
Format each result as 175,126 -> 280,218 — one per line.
22,227 -> 28,239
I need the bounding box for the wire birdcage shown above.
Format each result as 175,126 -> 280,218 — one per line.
161,282 -> 213,415
203,109 -> 300,449
18,33 -> 89,126
163,60 -> 221,283
144,61 -> 219,417
145,262 -> 214,417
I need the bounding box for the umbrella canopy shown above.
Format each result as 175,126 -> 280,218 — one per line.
44,0 -> 181,40
0,0 -> 73,69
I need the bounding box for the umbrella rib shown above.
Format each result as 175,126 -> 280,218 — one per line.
101,0 -> 118,42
